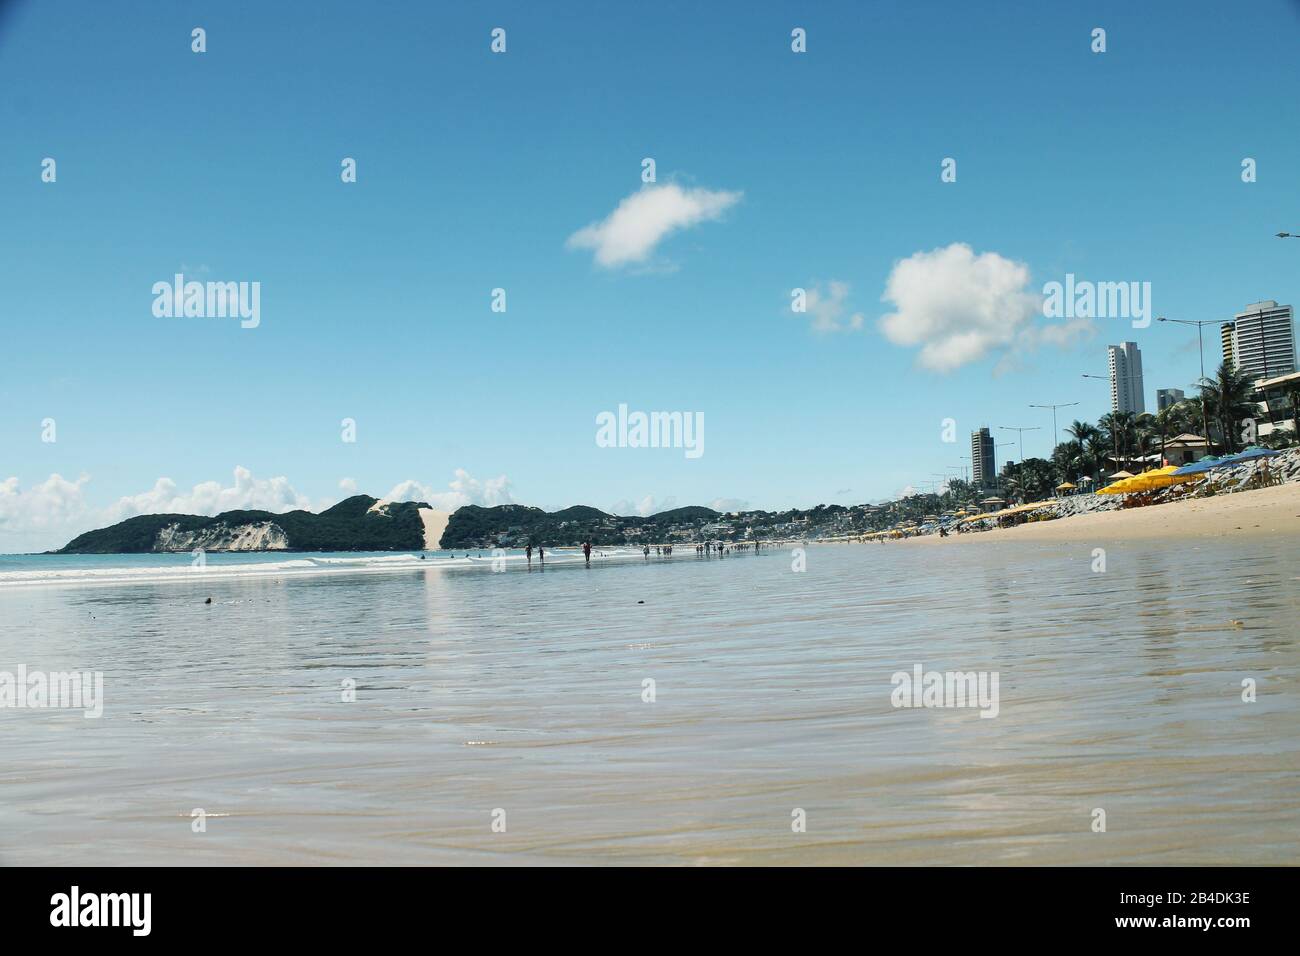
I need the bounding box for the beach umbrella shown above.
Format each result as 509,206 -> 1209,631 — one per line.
1129,465 -> 1188,490
1173,456 -> 1221,476
1096,470 -> 1136,495
1227,446 -> 1280,464
1055,481 -> 1076,491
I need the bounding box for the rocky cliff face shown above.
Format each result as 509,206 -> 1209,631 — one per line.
154,521 -> 290,552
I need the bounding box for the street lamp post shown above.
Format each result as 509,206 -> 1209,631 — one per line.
1029,401 -> 1079,458
1081,373 -> 1121,470
992,441 -> 1012,494
998,426 -> 1040,465
1155,316 -> 1216,452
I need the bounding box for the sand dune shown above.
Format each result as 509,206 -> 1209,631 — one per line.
418,508 -> 450,550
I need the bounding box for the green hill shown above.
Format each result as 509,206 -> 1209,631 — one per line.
59,496 -> 430,553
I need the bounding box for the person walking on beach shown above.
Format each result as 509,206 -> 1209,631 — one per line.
583,541 -> 592,566
643,545 -> 650,559
538,545 -> 545,563
526,544 -> 532,565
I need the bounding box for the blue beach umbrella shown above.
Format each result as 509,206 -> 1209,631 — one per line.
1228,446 -> 1281,464
1172,456 -> 1222,476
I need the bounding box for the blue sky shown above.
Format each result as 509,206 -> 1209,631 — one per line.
2,0 -> 1299,551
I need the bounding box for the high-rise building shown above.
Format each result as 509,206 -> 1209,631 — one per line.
1220,322 -> 1236,371
970,427 -> 995,488
1107,342 -> 1146,415
1156,388 -> 1184,411
1220,301 -> 1296,382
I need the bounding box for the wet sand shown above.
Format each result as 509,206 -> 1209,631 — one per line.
3,536 -> 1298,865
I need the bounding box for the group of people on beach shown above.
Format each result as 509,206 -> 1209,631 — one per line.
509,539 -> 762,567
692,540 -> 761,556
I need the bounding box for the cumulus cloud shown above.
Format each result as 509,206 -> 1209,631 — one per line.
107,466 -> 311,522
879,244 -> 1040,371
338,477 -> 358,494
567,183 -> 742,268
707,497 -> 750,513
0,474 -> 93,551
383,469 -> 514,512
799,281 -> 864,333
610,494 -> 676,517
879,243 -> 1089,372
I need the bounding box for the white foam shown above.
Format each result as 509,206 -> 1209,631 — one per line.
0,546 -> 666,589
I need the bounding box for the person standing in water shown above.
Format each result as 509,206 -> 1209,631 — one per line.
582,541 -> 592,566
526,544 -> 533,565
538,545 -> 545,563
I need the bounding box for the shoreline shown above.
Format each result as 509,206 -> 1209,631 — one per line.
903,481 -> 1300,545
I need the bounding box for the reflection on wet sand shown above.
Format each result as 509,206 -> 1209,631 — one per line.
1,537 -> 1297,865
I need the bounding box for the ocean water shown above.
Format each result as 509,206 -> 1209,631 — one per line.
1,539 -> 1297,865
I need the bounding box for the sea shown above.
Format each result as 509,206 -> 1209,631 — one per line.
1,539 -> 1297,865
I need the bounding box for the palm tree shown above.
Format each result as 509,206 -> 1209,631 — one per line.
1066,420 -> 1101,447
1003,457 -> 1057,502
1133,412 -> 1158,461
1197,362 -> 1257,454
1153,406 -> 1176,461
1098,411 -> 1136,470
1066,420 -> 1105,483
1052,439 -> 1084,482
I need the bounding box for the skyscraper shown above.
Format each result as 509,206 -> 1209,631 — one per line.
970,427 -> 995,488
1156,387 -> 1184,411
1107,342 -> 1146,415
1220,322 -> 1236,371
1220,301 -> 1296,381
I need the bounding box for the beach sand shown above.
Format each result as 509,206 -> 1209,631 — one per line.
909,481 -> 1300,545
418,507 -> 450,550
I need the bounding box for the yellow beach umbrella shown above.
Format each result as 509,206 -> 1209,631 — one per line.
1122,468 -> 1162,491
1135,465 -> 1184,490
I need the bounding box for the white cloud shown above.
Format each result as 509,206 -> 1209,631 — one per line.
383,469 -> 514,512
609,496 -> 749,517
800,281 -> 864,333
1028,317 -> 1095,349
107,466 -> 311,522
0,474 -> 93,552
567,183 -> 742,268
610,494 -> 677,517
338,477 -> 358,494
994,316 -> 1097,377
880,243 -> 1054,372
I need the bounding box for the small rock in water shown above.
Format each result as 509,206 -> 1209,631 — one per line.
637,600 -> 645,604
204,597 -> 213,605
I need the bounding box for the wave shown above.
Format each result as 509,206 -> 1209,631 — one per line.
0,546 -> 667,589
